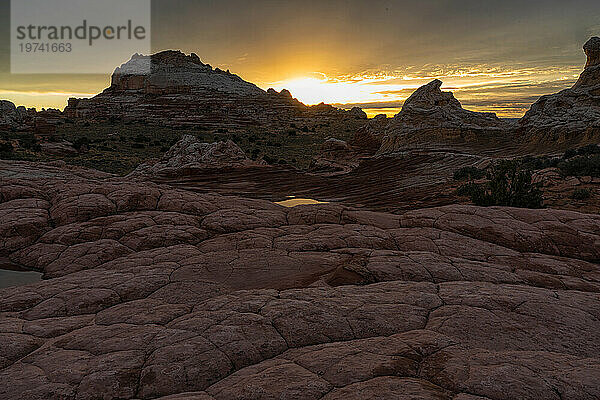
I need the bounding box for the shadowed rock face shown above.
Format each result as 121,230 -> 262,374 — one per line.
63,51 -> 366,132
580,36 -> 600,78
371,80 -> 509,153
0,100 -> 62,134
1,159 -> 599,399
0,100 -> 31,130
519,37 -> 600,145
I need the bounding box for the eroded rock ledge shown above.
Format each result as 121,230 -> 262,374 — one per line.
371,79 -> 510,153
519,36 -> 600,145
0,160 -> 599,399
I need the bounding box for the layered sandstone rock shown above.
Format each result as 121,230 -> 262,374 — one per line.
309,138 -> 359,174
376,80 -> 509,152
129,135 -> 265,178
63,51 -> 366,132
0,160 -> 599,399
519,37 -> 600,145
39,141 -> 78,156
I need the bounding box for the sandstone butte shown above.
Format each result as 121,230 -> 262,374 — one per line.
61,50 -> 366,133
0,155 -> 599,399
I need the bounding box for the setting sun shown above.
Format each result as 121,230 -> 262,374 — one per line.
270,75 -> 382,105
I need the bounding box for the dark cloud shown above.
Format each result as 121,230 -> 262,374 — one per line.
0,0 -> 598,112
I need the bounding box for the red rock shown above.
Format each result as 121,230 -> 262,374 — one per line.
0,160 -> 599,399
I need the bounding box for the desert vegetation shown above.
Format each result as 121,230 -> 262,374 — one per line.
456,160 -> 544,208
0,121 -> 358,174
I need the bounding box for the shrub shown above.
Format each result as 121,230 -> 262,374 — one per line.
563,148 -> 577,159
263,154 -> 275,164
558,154 -> 600,178
455,182 -> 481,197
453,166 -> 485,181
571,188 -> 592,200
0,142 -> 14,158
458,161 -> 544,209
519,155 -> 559,171
72,136 -> 90,150
134,134 -> 150,143
577,144 -> 600,156
19,133 -> 41,152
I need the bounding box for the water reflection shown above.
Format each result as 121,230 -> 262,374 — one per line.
275,196 -> 329,207
0,268 -> 42,289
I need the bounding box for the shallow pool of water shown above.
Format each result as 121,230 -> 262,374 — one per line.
0,269 -> 42,289
275,197 -> 329,207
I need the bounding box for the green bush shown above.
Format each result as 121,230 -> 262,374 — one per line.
563,148 -> 578,159
453,166 -> 485,181
134,134 -> 150,143
263,154 -> 275,164
563,145 -> 600,160
457,161 -> 544,209
519,155 -> 559,171
250,148 -> 260,159
72,136 -> 90,150
19,133 -> 41,152
456,182 -> 481,196
558,154 -> 600,177
571,188 -> 592,200
577,144 -> 600,156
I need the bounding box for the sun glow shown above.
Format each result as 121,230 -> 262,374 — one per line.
266,64 -> 582,118
270,74 -> 411,106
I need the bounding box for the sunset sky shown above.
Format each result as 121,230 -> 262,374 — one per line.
0,0 -> 599,117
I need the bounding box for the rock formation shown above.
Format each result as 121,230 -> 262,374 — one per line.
309,138 -> 359,174
0,100 -> 63,136
348,106 -> 368,119
376,80 -> 509,152
519,37 -> 600,145
0,101 -> 31,131
129,135 -> 265,178
39,141 -> 78,156
0,159 -> 599,399
64,51 -> 366,133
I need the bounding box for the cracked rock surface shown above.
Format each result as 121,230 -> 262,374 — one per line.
1,160 -> 599,399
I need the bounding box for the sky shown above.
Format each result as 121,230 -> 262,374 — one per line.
0,0 -> 599,117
